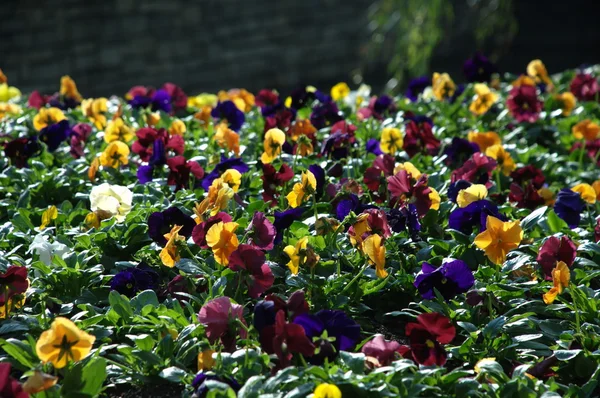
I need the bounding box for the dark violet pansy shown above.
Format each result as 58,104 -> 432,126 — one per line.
366,138 -> 383,155
308,164 -> 326,198
293,310 -> 361,364
130,89 -> 172,113
310,100 -> 343,130
211,100 -> 245,132
148,207 -> 196,246
4,137 -> 41,168
405,76 -> 431,102
414,260 -> 474,300
137,165 -> 154,184
110,264 -> 159,298
386,205 -> 421,239
202,155 -> 249,191
463,52 -> 497,83
444,137 -> 479,167
554,189 -> 585,228
192,372 -> 240,398
39,120 -> 71,152
273,207 -> 305,244
448,200 -> 506,234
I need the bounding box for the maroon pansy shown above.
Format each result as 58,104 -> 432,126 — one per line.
405,312 -> 456,366
451,152 -> 497,188
536,236 -> 577,280
387,170 -> 432,217
162,82 -> 187,112
403,118 -> 440,158
570,73 -> 599,101
166,156 -> 204,191
247,212 -> 276,251
361,335 -> 403,367
259,310 -> 315,368
261,163 -> 294,205
228,244 -> 274,298
507,85 -> 543,123
198,296 -> 247,352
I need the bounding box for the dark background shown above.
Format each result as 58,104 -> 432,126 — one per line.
2,0 -> 600,97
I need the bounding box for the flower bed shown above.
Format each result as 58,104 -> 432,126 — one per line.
0,57 -> 600,397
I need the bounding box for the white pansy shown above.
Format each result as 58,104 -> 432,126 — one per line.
29,234 -> 68,266
89,183 -> 133,222
344,84 -> 372,109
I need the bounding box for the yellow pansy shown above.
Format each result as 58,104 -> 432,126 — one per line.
511,75 -> 536,88
169,119 -> 186,136
160,225 -> 184,268
331,82 -> 350,101
214,123 -> 240,156
221,169 -> 242,193
60,75 -> 83,101
0,103 -> 22,120
554,92 -> 576,116
198,349 -> 216,371
283,236 -> 309,275
36,317 -> 95,369
429,187 -> 441,210
104,117 -> 134,143
313,383 -> 342,398
485,145 -> 516,176
543,261 -> 570,304
99,141 -> 130,168
364,234 -> 387,278
33,107 -> 66,131
261,128 -> 286,164
348,213 -> 371,249
571,183 -> 596,204
0,83 -> 21,102
81,97 -> 108,129
40,205 -> 58,230
394,162 -> 421,179
474,216 -> 523,265
206,221 -> 239,265
572,119 -> 600,141
218,89 -> 255,112
469,83 -> 498,115
286,170 -> 317,208
467,131 -> 501,152
380,127 -> 403,155
432,72 -> 456,100
457,184 -> 488,207
527,59 -> 553,90
188,93 -> 218,108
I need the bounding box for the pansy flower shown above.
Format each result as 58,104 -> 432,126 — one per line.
99,141 -> 129,168
509,182 -> 546,210
261,128 -> 286,164
159,225 -> 185,268
284,237 -> 319,275
474,215 -> 523,264
81,97 -> 108,129
254,290 -> 309,333
364,154 -> 395,194
569,73 -> 599,101
363,234 -> 387,278
36,317 -> 95,369
274,208 -> 305,244
310,100 -> 343,129
451,152 -> 497,188
198,296 -> 247,352
449,199 -> 506,234
379,127 -> 403,155
507,85 -> 543,123
192,212 -> 232,248
444,137 -> 479,167
110,264 -> 159,297
537,236 -> 577,280
228,245 -> 274,298
166,156 -> 204,191
527,59 -> 553,90
432,72 -> 456,100
70,123 -> 92,158
293,310 -> 360,364
362,335 -> 407,367
162,82 -> 188,112
148,207 -> 195,246
214,124 -> 240,156
469,83 -> 498,115
554,92 -> 577,116
129,88 -> 172,113
463,53 -> 497,82
387,170 -> 432,217
467,131 -> 501,153
104,117 -> 134,143
38,119 -> 71,152
211,100 -> 245,132
4,137 -> 41,168
247,212 -> 276,251
0,363 -> 29,397
0,266 -> 29,319
485,144 -> 516,176
202,155 -> 249,191
405,76 -> 431,101
572,119 -> 600,141
404,312 -> 455,366
262,163 -> 294,204
554,188 -> 585,228
542,261 -> 570,304
132,127 -> 184,163
206,221 -> 239,266
414,260 -> 474,300
218,88 -> 255,113
286,170 -> 317,208
259,310 -> 315,368
403,117 -> 440,158
386,205 -> 421,239
456,184 -> 488,207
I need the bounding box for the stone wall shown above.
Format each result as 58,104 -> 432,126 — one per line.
1,0 -> 371,96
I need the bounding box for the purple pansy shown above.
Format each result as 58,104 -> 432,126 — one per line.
148,207 -> 196,246
414,260 -> 475,300
448,200 -> 507,234
211,100 -> 245,132
554,189 -> 585,228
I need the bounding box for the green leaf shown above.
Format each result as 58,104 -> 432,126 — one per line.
546,209 -> 568,233
80,357 -> 107,396
0,339 -> 34,368
483,316 -> 506,339
339,351 -> 365,373
554,349 -> 582,361
108,290 -> 133,321
159,366 -> 188,383
520,206 -> 547,231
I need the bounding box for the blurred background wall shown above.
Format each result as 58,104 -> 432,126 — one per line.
2,0 -> 600,96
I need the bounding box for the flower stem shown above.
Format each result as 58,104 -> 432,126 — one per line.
340,263 -> 369,296
578,140 -> 586,171
570,287 -> 583,337
495,170 -> 502,193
